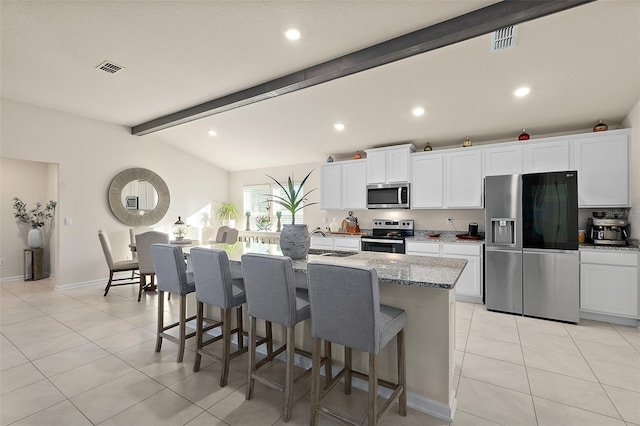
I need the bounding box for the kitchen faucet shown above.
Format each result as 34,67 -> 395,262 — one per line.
309,227 -> 327,237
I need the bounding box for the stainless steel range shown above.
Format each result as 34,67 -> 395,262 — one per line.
361,219 -> 414,254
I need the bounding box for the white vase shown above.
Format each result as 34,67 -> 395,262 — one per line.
222,219 -> 236,229
27,228 -> 43,248
279,224 -> 310,259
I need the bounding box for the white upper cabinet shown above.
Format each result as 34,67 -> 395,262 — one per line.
411,153 -> 443,208
443,149 -> 483,208
365,144 -> 415,184
341,160 -> 367,210
522,139 -> 572,173
319,163 -> 342,210
484,144 -> 522,176
574,130 -> 630,207
319,160 -> 366,210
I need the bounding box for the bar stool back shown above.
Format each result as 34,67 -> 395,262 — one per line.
307,261 -> 407,426
151,244 -> 197,363
241,253 -> 312,422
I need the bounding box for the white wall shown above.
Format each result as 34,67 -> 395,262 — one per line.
228,162 -> 322,228
1,98 -> 229,286
0,158 -> 58,279
229,162 -> 483,233
622,98 -> 640,239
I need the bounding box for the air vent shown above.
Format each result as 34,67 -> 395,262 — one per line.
491,26 -> 517,51
95,61 -> 124,74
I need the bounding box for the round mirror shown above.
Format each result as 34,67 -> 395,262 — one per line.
108,168 -> 170,226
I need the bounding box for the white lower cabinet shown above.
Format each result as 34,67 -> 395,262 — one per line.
310,235 -> 361,252
580,250 -> 638,319
310,235 -> 334,250
406,241 -> 483,302
406,241 -> 440,257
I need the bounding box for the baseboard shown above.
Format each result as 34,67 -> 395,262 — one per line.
580,310 -> 639,327
456,294 -> 483,304
0,275 -> 24,283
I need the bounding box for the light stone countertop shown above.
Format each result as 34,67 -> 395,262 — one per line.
186,242 -> 467,289
579,243 -> 639,252
406,231 -> 485,245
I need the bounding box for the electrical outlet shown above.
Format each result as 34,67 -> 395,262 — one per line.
447,218 -> 453,225
0,258 -> 6,266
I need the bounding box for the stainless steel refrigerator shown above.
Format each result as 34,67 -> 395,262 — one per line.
485,172 -> 579,323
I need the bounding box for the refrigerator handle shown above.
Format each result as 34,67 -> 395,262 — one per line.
523,248 -> 578,255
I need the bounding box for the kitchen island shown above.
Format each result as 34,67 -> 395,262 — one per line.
185,242 -> 467,421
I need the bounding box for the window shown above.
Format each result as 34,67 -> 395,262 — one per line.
243,182 -> 304,231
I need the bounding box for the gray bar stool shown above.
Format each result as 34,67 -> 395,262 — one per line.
151,244 -> 198,363
190,247 -> 249,387
307,262 -> 407,426
240,253 -> 312,422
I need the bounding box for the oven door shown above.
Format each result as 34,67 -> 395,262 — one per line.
361,238 -> 405,254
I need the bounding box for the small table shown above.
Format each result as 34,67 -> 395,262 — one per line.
24,248 -> 45,281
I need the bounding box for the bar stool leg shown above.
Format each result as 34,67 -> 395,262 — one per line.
345,346 -> 352,395
177,295 -> 187,363
193,301 -> 204,371
220,308 -> 232,387
368,353 -> 378,426
398,329 -> 407,416
310,337 -> 322,426
283,325 -> 295,422
155,290 -> 165,352
324,340 -> 332,387
266,320 -> 274,360
236,306 -> 244,350
246,316 -> 257,400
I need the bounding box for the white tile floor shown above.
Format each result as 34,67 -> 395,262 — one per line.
1,278 -> 639,425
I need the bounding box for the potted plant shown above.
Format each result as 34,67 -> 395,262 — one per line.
267,170 -> 317,259
217,202 -> 238,228
12,197 -> 57,248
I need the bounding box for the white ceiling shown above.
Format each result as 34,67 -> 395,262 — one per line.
2,1 -> 639,171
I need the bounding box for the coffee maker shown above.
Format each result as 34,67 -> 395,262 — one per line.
586,217 -> 629,246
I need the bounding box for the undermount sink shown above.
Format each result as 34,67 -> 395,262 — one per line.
307,248 -> 358,257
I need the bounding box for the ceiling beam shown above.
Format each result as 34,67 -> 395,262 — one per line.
132,0 -> 595,136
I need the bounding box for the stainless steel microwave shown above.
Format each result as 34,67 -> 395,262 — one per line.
366,183 -> 410,209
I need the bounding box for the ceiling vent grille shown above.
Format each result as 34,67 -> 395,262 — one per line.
96,61 -> 124,74
491,26 -> 517,51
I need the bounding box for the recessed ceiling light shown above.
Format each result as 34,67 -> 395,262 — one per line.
207,130 -> 217,136
285,28 -> 301,41
412,107 -> 425,117
334,123 -> 345,131
515,87 -> 530,97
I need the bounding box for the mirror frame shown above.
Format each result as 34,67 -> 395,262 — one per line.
108,168 -> 170,226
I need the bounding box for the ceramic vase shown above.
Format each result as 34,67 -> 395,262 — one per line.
27,228 -> 43,248
279,224 -> 310,259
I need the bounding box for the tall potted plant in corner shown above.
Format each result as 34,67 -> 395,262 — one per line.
267,170 -> 317,259
217,202 -> 238,228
